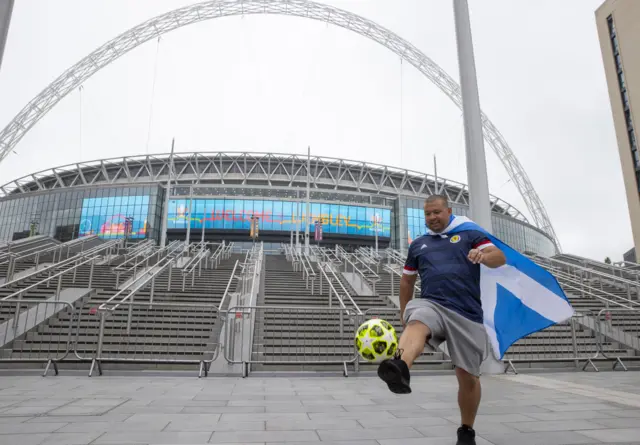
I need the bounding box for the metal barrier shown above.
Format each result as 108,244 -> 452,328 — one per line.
75,300 -> 220,377
592,307 -> 640,371
502,312 -> 600,373
0,299 -> 76,376
224,305 -> 359,376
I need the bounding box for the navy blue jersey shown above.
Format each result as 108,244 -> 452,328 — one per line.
403,230 -> 493,323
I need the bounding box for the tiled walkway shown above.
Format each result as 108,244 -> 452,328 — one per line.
1,371 -> 639,444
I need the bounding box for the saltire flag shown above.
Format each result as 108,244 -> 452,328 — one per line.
428,215 -> 574,359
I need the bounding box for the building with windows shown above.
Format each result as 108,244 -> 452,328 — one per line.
0,152 -> 557,256
596,0 -> 640,261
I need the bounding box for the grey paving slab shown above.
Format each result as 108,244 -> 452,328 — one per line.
356,416 -> 453,428
482,431 -> 601,445
265,404 -> 345,413
210,430 -> 319,443
378,438 -> 495,445
165,420 -> 265,432
56,419 -> 170,433
317,427 -> 423,441
606,409 -> 640,418
93,431 -> 213,444
577,428 -> 640,443
0,421 -> 68,434
587,416 -> 640,428
266,419 -> 362,431
504,419 -> 607,432
0,372 -> 639,444
39,432 -> 105,445
525,410 -> 618,420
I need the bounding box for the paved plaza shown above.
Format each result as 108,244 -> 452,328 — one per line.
1,371 -> 640,445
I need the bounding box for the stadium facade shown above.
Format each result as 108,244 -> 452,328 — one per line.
0,152 -> 556,256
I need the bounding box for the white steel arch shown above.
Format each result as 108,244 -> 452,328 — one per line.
0,0 -> 560,249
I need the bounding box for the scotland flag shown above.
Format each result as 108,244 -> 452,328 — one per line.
436,215 -> 574,359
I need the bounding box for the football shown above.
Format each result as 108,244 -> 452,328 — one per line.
355,318 -> 398,363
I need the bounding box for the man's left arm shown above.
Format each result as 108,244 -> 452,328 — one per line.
467,233 -> 506,268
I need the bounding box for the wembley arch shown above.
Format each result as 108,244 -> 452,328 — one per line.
0,0 -> 560,249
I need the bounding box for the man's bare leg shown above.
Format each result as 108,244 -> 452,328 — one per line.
455,367 -> 481,427
397,320 -> 431,367
377,321 -> 430,394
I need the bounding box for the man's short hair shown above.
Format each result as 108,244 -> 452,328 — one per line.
425,194 -> 449,208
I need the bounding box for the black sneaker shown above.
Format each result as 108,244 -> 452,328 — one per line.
456,425 -> 476,445
377,349 -> 411,394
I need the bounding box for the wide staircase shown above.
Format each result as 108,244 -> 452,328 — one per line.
0,238 -> 242,372
250,252 -> 447,372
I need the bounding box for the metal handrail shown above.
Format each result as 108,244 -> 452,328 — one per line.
302,252 -> 316,277
557,253 -> 640,275
99,256 -> 175,311
118,239 -> 155,264
552,268 -> 640,310
316,262 -> 348,312
382,263 -> 421,293
15,235 -> 100,263
217,260 -> 240,312
0,239 -> 122,290
1,255 -> 99,301
533,255 -> 640,291
384,248 -> 406,265
318,261 -> 362,315
115,240 -> 179,276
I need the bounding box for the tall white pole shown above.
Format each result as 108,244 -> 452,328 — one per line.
159,138 -> 175,247
295,200 -> 300,253
453,0 -> 492,233
453,0 -> 500,374
0,0 -> 14,73
305,146 -> 311,254
433,155 -> 438,195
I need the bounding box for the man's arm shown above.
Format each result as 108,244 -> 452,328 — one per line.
468,245 -> 506,268
399,273 -> 417,326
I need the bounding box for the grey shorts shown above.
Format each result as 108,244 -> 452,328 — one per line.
403,299 -> 487,376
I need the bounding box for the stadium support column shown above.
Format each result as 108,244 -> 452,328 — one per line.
453,0 -> 492,233
304,146 -> 310,255
0,0 -> 14,73
453,0 -> 501,374
159,139 -> 175,247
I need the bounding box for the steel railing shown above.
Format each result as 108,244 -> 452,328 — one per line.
217,260 -> 240,312
224,305 -> 360,376
533,255 -> 640,301
0,299 -> 77,376
591,307 -> 640,371
336,245 -> 380,294
316,262 -> 362,315
74,300 -> 220,378
0,239 -> 122,288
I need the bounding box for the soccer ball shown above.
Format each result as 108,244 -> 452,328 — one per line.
355,318 -> 398,363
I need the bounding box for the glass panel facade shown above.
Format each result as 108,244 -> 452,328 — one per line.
167,198 -> 391,238
0,185 -> 162,242
79,195 -> 150,239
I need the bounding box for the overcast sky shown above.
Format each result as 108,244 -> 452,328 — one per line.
0,0 -> 628,261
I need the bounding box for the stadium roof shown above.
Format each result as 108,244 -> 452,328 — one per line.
0,151 -> 529,223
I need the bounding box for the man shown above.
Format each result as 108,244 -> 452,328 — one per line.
377,194 -> 506,445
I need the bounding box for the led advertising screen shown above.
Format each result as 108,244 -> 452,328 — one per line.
167,199 -> 391,238
79,195 -> 149,239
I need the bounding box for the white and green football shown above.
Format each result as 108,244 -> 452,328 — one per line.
355,318 -> 398,363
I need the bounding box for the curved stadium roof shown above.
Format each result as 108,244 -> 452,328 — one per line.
0,151 -> 529,223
